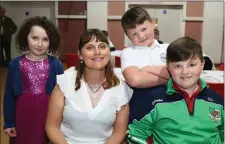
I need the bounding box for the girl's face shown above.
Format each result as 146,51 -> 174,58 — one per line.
27,26 -> 50,59
79,37 -> 110,72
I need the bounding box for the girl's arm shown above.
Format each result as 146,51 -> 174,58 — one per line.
45,85 -> 68,144
106,104 -> 129,144
3,62 -> 16,130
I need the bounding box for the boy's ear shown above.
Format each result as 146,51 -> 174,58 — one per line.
201,59 -> 205,70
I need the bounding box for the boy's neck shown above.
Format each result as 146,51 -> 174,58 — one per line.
173,81 -> 200,97
147,40 -> 155,48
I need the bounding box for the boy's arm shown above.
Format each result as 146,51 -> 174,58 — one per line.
123,67 -> 167,88
140,65 -> 170,80
127,110 -> 155,144
121,48 -> 168,88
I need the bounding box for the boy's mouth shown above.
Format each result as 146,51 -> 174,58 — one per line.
181,76 -> 192,80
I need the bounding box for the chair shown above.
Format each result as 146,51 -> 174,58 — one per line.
65,53 -> 78,68
207,82 -> 224,96
115,56 -> 121,68
220,63 -> 224,70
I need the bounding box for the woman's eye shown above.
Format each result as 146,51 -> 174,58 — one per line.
99,44 -> 106,49
87,46 -> 94,50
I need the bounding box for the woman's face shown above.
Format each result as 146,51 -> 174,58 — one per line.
79,37 -> 111,71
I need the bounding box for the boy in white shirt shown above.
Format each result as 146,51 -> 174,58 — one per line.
120,6 -> 170,124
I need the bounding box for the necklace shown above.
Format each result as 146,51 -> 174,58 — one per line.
83,76 -> 105,94
83,76 -> 105,108
87,84 -> 103,93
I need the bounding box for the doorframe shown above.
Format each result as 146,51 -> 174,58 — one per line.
124,1 -> 186,46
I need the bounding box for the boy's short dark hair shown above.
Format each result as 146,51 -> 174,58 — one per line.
121,6 -> 152,33
166,37 -> 204,64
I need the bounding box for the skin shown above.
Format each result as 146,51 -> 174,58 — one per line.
167,57 -> 205,96
126,20 -> 155,47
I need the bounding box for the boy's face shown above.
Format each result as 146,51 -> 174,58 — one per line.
126,20 -> 155,47
168,57 -> 204,91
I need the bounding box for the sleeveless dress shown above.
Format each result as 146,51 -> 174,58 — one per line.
10,56 -> 50,144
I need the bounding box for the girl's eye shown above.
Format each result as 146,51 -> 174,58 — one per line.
43,38 -> 49,41
32,36 -> 38,40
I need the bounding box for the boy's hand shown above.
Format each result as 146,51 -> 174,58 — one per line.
4,127 -> 17,137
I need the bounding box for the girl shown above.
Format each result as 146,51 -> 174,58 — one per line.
3,16 -> 64,144
46,29 -> 130,144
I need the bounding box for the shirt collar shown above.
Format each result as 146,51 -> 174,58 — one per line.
166,78 -> 208,95
132,39 -> 161,49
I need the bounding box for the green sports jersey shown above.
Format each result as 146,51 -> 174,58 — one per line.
128,79 -> 224,144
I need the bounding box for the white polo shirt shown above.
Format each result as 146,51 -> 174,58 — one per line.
121,39 -> 168,72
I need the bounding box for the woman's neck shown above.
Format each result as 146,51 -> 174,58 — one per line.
83,69 -> 106,85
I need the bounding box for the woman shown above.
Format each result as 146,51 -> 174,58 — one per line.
46,29 -> 130,144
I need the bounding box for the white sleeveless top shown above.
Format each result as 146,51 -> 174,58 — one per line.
57,70 -> 130,144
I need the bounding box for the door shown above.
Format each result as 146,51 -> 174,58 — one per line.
130,4 -> 183,44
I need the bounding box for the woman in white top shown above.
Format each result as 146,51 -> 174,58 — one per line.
46,29 -> 130,144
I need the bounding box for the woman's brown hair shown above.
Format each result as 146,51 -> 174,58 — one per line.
75,29 -> 120,90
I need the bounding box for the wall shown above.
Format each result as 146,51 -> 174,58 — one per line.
202,2 -> 224,63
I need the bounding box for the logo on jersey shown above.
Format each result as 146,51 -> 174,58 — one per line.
160,53 -> 166,63
209,107 -> 220,122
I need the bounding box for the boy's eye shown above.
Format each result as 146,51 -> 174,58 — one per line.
190,64 -> 196,67
142,28 -> 147,32
173,65 -> 180,68
132,33 -> 137,37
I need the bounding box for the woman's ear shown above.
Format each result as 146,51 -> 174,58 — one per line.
78,50 -> 83,60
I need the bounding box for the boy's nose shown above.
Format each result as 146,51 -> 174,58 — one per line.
181,67 -> 189,74
138,32 -> 146,41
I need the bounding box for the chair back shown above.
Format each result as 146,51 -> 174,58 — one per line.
65,53 -> 78,68
115,56 -> 121,68
207,82 -> 224,96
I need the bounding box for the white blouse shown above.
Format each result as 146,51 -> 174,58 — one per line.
57,70 -> 130,144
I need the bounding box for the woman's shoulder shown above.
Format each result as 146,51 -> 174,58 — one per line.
57,69 -> 77,93
57,68 -> 77,82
